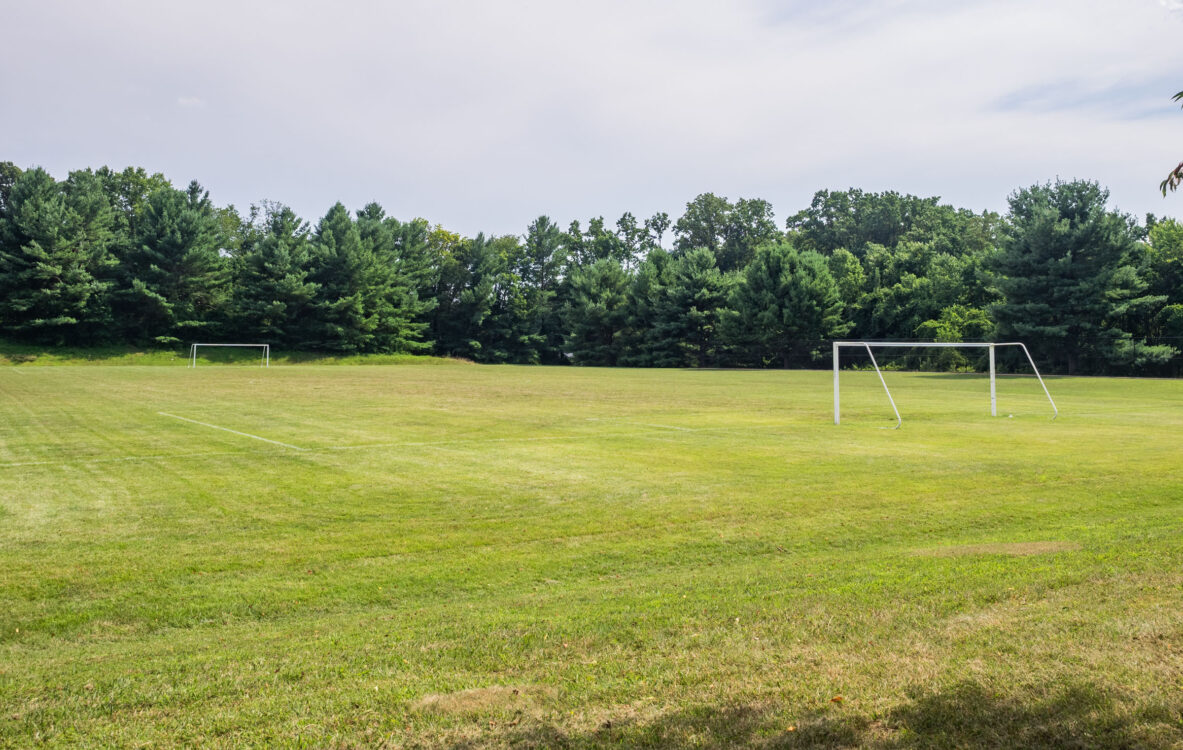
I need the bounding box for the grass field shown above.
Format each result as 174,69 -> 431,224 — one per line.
0,362 -> 1180,748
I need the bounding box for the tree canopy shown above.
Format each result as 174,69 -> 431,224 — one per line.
0,162 -> 1179,375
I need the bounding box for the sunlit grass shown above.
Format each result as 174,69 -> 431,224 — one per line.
0,364 -> 1180,747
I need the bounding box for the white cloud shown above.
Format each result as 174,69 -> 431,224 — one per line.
176,96 -> 205,108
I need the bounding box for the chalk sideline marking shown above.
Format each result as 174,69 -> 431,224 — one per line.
157,412 -> 305,451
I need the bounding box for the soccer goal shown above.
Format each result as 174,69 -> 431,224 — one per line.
832,341 -> 1057,428
189,343 -> 270,368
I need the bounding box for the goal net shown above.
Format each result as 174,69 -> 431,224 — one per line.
832,341 -> 1056,428
189,343 -> 270,368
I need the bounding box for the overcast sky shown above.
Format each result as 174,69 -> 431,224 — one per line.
3,0 -> 1182,236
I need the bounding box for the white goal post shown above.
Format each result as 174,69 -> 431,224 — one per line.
832,341 -> 1057,428
189,343 -> 270,368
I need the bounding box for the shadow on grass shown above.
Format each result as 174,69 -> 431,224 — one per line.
457,681 -> 1179,749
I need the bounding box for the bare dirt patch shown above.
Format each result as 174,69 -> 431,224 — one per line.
914,541 -> 1080,557
412,685 -> 554,716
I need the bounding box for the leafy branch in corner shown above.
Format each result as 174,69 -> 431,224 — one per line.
1161,91 -> 1183,196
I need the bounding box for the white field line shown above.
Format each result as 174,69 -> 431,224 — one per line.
157,412 -> 305,451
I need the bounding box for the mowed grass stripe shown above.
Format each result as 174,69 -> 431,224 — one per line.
0,364 -> 1180,747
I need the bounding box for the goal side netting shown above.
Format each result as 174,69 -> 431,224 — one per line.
832,341 -> 1056,428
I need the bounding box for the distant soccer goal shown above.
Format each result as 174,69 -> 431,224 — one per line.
832,341 -> 1056,428
189,343 -> 270,368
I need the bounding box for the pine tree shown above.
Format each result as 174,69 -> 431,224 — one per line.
305,203 -> 380,352
522,216 -> 568,363
230,202 -> 318,346
0,168 -> 116,343
115,181 -> 227,344
429,231 -> 503,359
725,242 -> 849,367
653,248 -> 731,367
354,203 -> 434,353
993,180 -> 1173,373
619,249 -> 675,366
562,259 -> 630,365
468,236 -> 542,363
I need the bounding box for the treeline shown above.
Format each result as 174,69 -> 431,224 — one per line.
0,161 -> 1180,375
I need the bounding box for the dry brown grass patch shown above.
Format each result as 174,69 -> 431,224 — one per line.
412,685 -> 554,716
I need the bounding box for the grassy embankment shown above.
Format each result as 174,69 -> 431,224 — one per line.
0,360 -> 1180,747
0,340 -> 464,367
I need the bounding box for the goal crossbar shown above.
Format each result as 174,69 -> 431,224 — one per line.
832,341 -> 1056,428
189,343 -> 270,368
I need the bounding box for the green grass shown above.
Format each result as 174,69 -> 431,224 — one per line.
0,363 -> 1180,748
0,339 -> 465,367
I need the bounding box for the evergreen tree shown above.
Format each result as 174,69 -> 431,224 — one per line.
993,180 -> 1174,374
562,259 -> 631,365
430,231 -> 503,359
94,166 -> 172,250
522,216 -> 567,362
653,248 -> 731,367
115,181 -> 227,344
725,242 -> 850,367
619,249 -> 675,366
354,203 -> 434,353
0,168 -> 116,343
387,216 -> 440,318
230,202 -> 318,346
305,203 -> 386,352
476,235 -> 546,363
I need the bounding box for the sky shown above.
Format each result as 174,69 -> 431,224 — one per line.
3,0 -> 1182,236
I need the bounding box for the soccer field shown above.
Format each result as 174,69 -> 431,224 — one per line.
0,364 -> 1180,748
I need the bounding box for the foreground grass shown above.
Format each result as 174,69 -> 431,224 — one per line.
0,364 -> 1180,748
